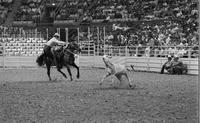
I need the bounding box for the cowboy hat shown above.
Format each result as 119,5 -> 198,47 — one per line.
167,55 -> 172,58
174,55 -> 179,59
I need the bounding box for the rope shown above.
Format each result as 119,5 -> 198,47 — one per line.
64,49 -> 76,55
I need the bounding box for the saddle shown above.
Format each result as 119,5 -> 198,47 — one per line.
52,45 -> 63,53
50,46 -> 64,67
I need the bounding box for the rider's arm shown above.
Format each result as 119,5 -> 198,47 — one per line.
54,39 -> 66,45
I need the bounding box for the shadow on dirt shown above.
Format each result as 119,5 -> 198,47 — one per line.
93,85 -> 145,91
2,79 -> 67,84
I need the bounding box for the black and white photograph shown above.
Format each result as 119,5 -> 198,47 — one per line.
0,0 -> 199,122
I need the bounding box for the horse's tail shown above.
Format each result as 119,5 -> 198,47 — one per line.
36,53 -> 45,66
126,65 -> 136,72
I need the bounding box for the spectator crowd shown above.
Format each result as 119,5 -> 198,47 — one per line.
0,0 -> 198,57
0,0 -> 13,24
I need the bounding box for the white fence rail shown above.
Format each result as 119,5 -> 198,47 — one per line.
0,43 -> 199,58
0,26 -> 198,75
0,56 -> 198,75
0,37 -> 199,75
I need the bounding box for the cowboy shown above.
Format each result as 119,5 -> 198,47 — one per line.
170,55 -> 186,74
43,33 -> 66,68
160,55 -> 172,74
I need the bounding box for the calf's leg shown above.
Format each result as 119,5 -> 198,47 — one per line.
99,73 -> 112,85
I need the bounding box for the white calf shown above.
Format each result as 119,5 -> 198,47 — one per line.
99,55 -> 135,88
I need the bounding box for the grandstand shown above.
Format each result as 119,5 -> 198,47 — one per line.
0,0 -> 199,57
0,1 -> 199,122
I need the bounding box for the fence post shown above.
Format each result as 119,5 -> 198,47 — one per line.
111,46 -> 113,56
188,49 -> 191,58
57,28 -> 60,40
103,27 -> 105,55
77,28 -> 79,44
125,46 -> 128,56
119,47 -> 121,56
136,46 -> 138,56
154,47 -> 157,57
39,32 -> 41,39
147,57 -> 150,71
46,28 -> 48,40
97,27 -> 99,56
3,38 -> 5,70
88,27 -> 90,56
65,28 -> 68,42
93,44 -> 95,56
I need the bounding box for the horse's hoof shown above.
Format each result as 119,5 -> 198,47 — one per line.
99,82 -> 102,85
129,84 -> 136,89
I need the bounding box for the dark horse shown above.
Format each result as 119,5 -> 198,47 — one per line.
36,42 -> 81,81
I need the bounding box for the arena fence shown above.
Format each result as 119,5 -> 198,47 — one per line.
0,55 -> 198,75
0,27 -> 198,75
0,40 -> 199,75
0,26 -> 198,58
0,42 -> 198,58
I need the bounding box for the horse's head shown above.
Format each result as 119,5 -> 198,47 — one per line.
67,42 -> 81,54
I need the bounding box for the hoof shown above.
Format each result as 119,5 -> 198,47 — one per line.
129,84 -> 136,89
77,75 -> 80,79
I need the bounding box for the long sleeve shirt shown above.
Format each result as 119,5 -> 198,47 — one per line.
164,60 -> 172,67
46,37 -> 65,47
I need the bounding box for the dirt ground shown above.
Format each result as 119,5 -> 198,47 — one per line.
0,68 -> 198,123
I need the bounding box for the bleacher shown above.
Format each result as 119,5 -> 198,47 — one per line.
0,27 -> 46,56
0,0 -> 13,24
0,0 -> 198,57
14,0 -> 41,22
4,37 -> 46,56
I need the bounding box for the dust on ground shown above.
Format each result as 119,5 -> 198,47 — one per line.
0,68 -> 198,123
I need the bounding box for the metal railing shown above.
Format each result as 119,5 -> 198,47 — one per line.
0,26 -> 199,58
79,43 -> 199,58
0,42 -> 199,58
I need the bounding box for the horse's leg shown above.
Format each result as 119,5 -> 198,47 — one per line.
57,67 -> 68,79
66,66 -> 73,81
46,63 -> 52,81
71,62 -> 80,79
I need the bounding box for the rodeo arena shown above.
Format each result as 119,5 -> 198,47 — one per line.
0,0 -> 199,122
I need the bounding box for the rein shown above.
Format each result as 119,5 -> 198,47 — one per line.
61,43 -> 81,56
64,49 -> 76,55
